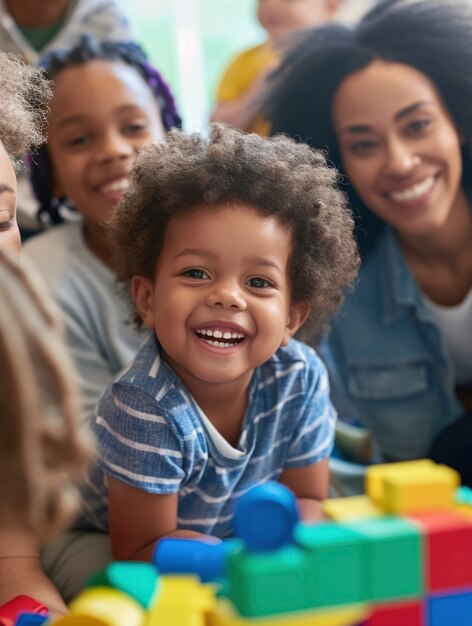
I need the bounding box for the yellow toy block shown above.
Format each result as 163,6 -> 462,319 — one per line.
51,587 -> 144,626
322,495 -> 383,522
366,459 -> 435,504
144,575 -> 216,626
383,463 -> 460,514
208,599 -> 369,625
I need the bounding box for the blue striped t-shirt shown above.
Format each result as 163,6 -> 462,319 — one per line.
79,334 -> 336,537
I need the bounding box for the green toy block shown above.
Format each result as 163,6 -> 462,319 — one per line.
346,517 -> 423,602
227,545 -> 311,618
87,561 -> 159,608
295,522 -> 366,607
455,485 -> 472,507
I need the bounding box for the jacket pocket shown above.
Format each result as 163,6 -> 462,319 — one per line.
348,361 -> 429,400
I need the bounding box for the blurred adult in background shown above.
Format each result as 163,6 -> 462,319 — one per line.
265,0 -> 472,489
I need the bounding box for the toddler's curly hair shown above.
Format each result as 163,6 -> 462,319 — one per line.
0,49 -> 51,158
110,124 -> 359,339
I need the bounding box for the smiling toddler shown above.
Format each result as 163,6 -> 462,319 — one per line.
78,124 -> 359,560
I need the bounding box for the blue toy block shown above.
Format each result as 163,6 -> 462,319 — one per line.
428,589 -> 472,626
14,615 -> 48,626
153,537 -> 241,583
233,482 -> 300,552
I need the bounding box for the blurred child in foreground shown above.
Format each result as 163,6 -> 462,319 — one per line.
0,49 -> 89,614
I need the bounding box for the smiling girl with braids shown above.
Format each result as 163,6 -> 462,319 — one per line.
24,35 -> 181,424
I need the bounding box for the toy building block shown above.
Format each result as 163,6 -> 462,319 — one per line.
144,575 -> 215,626
294,522 -> 366,607
366,460 -> 435,505
0,597 -> 48,626
226,545 -> 311,618
408,510 -> 472,593
208,598 -> 369,626
233,482 -> 299,552
153,537 -> 240,583
363,599 -> 425,626
455,486 -> 472,507
382,464 -> 459,515
14,616 -> 48,626
428,589 -> 472,626
51,587 -> 144,626
322,496 -> 383,522
346,517 -> 423,602
87,561 -> 159,609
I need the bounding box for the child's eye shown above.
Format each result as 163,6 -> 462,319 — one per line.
67,134 -> 91,148
183,268 -> 209,280
124,121 -> 147,134
247,276 -> 272,289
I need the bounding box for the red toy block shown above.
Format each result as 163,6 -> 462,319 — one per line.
364,599 -> 425,625
409,510 -> 472,593
0,596 -> 48,626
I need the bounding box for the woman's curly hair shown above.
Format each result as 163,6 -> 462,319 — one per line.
109,123 -> 360,340
0,49 -> 51,158
0,248 -> 90,539
29,35 -> 182,224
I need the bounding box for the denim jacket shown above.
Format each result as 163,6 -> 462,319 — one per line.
322,227 -> 463,462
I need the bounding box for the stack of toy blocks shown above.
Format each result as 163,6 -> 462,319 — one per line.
211,459 -> 472,625
7,458 -> 472,626
322,458 -> 472,626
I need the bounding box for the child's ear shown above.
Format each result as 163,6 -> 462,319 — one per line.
281,302 -> 311,346
131,275 -> 156,331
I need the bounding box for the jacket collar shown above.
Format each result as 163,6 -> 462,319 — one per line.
378,227 -> 433,324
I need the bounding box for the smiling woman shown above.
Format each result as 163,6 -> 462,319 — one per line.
264,0 -> 472,487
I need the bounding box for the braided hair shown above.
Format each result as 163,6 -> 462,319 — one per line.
30,35 -> 182,224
